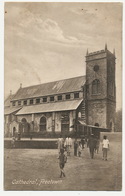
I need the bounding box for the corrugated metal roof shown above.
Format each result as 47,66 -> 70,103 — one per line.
4,106 -> 22,115
12,76 -> 85,101
16,99 -> 83,115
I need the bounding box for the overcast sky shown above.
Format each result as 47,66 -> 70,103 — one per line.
4,2 -> 122,110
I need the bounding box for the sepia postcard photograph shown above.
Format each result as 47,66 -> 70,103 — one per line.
3,1 -> 123,191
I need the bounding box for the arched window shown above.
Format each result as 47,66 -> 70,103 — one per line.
22,118 -> 27,124
92,79 -> 100,94
21,118 -> 29,133
40,116 -> 46,131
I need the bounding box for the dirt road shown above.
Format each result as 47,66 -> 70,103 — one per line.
4,133 -> 122,191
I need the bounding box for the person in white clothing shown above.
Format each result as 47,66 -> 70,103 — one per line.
68,136 -> 72,156
102,135 -> 109,161
64,136 -> 72,156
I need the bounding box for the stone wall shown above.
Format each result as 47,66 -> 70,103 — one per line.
86,57 -> 107,100
17,114 -> 32,123
86,50 -> 116,131
87,100 -> 107,128
4,114 -> 18,137
16,110 -> 76,133
107,100 -> 116,132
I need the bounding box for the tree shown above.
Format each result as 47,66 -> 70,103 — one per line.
115,109 -> 122,132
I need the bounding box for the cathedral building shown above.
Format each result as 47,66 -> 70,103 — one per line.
4,46 -> 116,137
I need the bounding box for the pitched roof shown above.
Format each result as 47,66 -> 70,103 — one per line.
12,75 -> 85,101
16,99 -> 83,115
4,106 -> 22,115
4,94 -> 15,107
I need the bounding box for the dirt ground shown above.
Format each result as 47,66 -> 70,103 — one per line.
4,133 -> 122,191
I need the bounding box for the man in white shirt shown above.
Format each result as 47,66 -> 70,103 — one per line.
102,135 -> 109,161
68,136 -> 72,156
64,136 -> 72,156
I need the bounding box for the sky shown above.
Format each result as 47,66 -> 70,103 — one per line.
4,2 -> 122,110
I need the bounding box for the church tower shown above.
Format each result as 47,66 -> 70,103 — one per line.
86,45 -> 116,131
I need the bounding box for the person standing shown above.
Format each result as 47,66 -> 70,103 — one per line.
57,135 -> 63,156
68,136 -> 72,156
59,148 -> 66,178
78,141 -> 82,157
95,136 -> 100,154
102,135 -> 109,161
87,134 -> 97,159
64,136 -> 72,156
81,137 -> 85,149
74,138 -> 78,156
64,136 -> 69,153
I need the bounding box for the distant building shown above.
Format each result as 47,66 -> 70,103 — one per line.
4,46 -> 116,137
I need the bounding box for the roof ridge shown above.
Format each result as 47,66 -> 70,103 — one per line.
21,75 -> 85,89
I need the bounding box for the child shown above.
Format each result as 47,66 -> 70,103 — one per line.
78,142 -> 82,157
57,135 -> 63,158
64,147 -> 67,163
102,135 -> 109,161
81,137 -> 85,149
59,148 -> 67,178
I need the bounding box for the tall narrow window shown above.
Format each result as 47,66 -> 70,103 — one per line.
92,79 -> 100,94
50,96 -> 54,102
21,118 -> 29,133
39,116 -> 46,131
36,98 -> 40,104
43,97 -> 47,103
24,100 -> 27,105
18,101 -> 21,106
12,101 -> 16,106
74,92 -> 79,99
30,99 -> 33,105
58,95 -> 62,101
66,94 -> 70,100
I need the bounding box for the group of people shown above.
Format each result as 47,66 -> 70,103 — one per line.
87,134 -> 109,160
11,133 -> 22,148
57,134 -> 110,178
74,139 -> 84,157
87,134 -> 100,159
57,135 -> 72,156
